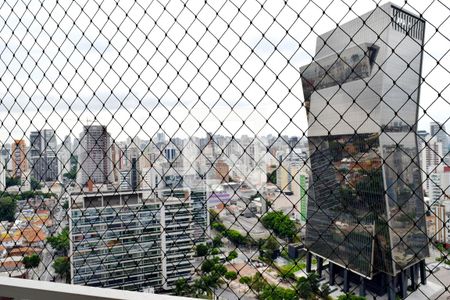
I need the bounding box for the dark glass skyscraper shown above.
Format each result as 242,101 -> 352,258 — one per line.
300,2 -> 428,291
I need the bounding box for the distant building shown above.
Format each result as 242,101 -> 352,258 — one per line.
118,159 -> 139,191
0,155 -> 5,191
420,136 -> 444,194
70,189 -> 196,291
11,140 -> 28,178
212,159 -> 230,182
29,129 -> 59,182
297,172 -> 308,224
58,135 -> 72,182
430,121 -> 449,155
78,124 -> 113,186
430,205 -> 448,245
428,165 -> 450,205
161,187 -> 209,244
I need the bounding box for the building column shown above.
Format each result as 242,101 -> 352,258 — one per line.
359,276 -> 366,297
399,270 -> 408,299
414,263 -> 420,288
317,256 -> 323,278
387,274 -> 396,300
306,252 -> 312,273
343,269 -> 349,293
419,260 -> 427,285
410,265 -> 416,290
410,264 -> 418,290
329,262 -> 335,286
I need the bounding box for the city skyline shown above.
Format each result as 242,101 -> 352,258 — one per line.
0,0 -> 449,143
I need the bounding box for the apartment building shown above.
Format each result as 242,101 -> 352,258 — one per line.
70,189 -> 197,292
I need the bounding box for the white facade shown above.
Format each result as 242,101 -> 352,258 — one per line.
420,136 -> 444,194
0,155 -> 5,191
428,165 -> 450,205
70,189 -> 196,292
431,204 -> 449,245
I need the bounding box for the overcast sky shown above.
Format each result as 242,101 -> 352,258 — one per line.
0,0 -> 449,144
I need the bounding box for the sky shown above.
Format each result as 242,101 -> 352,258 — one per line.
0,0 -> 449,144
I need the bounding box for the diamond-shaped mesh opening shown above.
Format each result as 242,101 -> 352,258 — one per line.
0,0 -> 449,299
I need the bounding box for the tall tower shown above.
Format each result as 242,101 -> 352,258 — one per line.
430,121 -> 449,155
0,148 -> 5,191
29,129 -> 58,182
301,3 -> 428,298
79,124 -> 113,186
11,139 -> 28,178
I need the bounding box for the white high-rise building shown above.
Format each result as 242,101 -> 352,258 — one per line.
0,154 -> 5,191
420,136 -> 444,194
430,121 -> 449,156
70,189 -> 197,291
428,165 -> 450,206
430,205 -> 448,245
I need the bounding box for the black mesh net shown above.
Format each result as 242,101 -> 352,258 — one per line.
0,0 -> 449,299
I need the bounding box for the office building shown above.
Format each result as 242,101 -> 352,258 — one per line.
29,129 -> 59,182
429,205 -> 448,245
297,172 -> 309,224
11,140 -> 28,178
430,122 -> 449,155
0,154 -> 5,191
59,135 -> 73,182
70,189 -> 195,291
428,165 -> 450,205
301,3 -> 428,298
161,187 -> 209,244
420,136 -> 444,194
78,124 -> 113,186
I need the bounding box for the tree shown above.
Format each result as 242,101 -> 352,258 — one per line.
260,284 -> 297,300
211,248 -> 220,255
47,228 -> 70,255
224,271 -> 237,281
267,171 -> 277,184
213,264 -> 227,276
5,176 -> 21,188
225,229 -> 245,245
261,211 -> 296,240
211,222 -> 226,232
30,177 -> 42,191
318,283 -> 332,299
62,201 -> 69,210
337,293 -> 366,300
296,272 -> 321,300
227,250 -> 238,261
195,244 -> 209,257
201,259 -> 216,273
0,197 -> 16,222
174,278 -> 191,296
239,276 -> 252,285
260,236 -> 279,260
23,253 -> 40,269
209,209 -> 220,224
212,235 -> 223,248
248,272 -> 266,293
53,256 -> 70,282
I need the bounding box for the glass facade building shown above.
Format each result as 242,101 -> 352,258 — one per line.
301,3 -> 428,279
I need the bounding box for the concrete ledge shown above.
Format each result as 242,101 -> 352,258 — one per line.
0,277 -> 197,300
